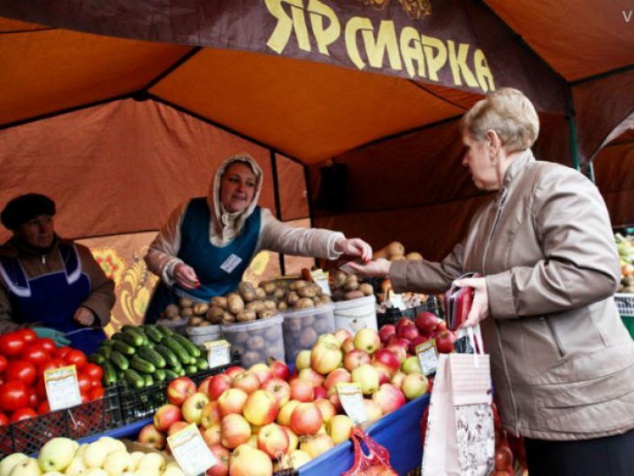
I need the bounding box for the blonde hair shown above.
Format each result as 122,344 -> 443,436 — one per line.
460,88 -> 539,152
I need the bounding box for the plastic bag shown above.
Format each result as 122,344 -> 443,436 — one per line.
341,427 -> 398,476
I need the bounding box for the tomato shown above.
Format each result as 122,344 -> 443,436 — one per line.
10,407 -> 37,423
64,349 -> 87,370
27,388 -> 39,409
77,373 -> 92,394
34,377 -> 47,400
82,363 -> 104,382
38,338 -> 57,353
0,355 -> 7,374
21,343 -> 51,366
80,392 -> 90,404
14,329 -> 38,344
5,360 -> 37,386
0,412 -> 8,426
89,386 -> 105,400
38,357 -> 65,374
0,332 -> 27,357
54,346 -> 72,360
0,381 -> 30,412
37,400 -> 50,415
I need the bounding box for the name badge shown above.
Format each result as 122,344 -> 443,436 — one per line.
220,254 -> 242,273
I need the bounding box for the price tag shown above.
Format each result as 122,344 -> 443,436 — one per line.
337,382 -> 368,425
205,340 -> 231,368
389,292 -> 406,310
312,269 -> 331,296
416,339 -> 439,376
167,423 -> 217,476
44,365 -> 82,411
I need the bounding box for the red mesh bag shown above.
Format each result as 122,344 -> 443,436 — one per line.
341,427 -> 398,476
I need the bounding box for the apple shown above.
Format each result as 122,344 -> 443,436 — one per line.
167,376 -> 197,406
167,420 -> 189,436
313,398 -> 336,423
200,424 -> 222,448
391,370 -> 407,387
198,376 -> 214,396
341,337 -> 356,354
277,400 -> 300,427
372,349 -> 401,377
327,414 -> 354,445
102,449 -> 133,476
343,349 -> 371,372
37,437 -> 78,473
6,457 -> 40,476
182,392 -> 210,425
436,330 -> 457,354
414,311 -> 439,334
138,423 -> 167,450
248,363 -> 273,386
200,400 -> 222,429
283,426 -> 299,451
334,328 -> 352,345
401,372 -> 429,400
220,414 -> 252,449
229,444 -> 273,476
284,449 -> 312,470
299,434 -> 335,459
295,350 -> 312,371
153,404 -> 182,432
206,443 -> 230,476
363,399 -> 383,423
327,388 -> 343,412
261,378 -> 291,406
298,368 -> 325,388
397,323 -> 420,341
313,385 -> 327,400
401,355 -> 423,375
395,317 -> 414,334
374,365 -> 391,385
268,359 -> 290,381
371,383 -> 407,415
353,328 -> 381,354
243,390 -> 279,426
323,368 -> 351,391
387,335 -> 411,350
317,333 -> 341,347
408,334 -> 431,354
257,422 -> 290,458
310,341 -> 343,375
224,366 -> 245,379
351,364 -> 380,395
290,378 -> 315,402
231,371 -> 261,395
217,388 -> 249,417
378,324 -> 396,344
207,373 -> 233,401
290,402 -> 323,436
385,344 -> 408,364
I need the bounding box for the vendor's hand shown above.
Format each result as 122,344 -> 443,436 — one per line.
453,276 -> 490,328
33,327 -> 71,346
73,306 -> 97,327
174,263 -> 200,290
346,258 -> 392,278
335,237 -> 373,262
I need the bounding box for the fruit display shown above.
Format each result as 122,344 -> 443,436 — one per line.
616,233 -> 634,292
89,325 -> 207,389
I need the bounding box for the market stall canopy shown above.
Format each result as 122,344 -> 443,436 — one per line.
0,0 -> 633,260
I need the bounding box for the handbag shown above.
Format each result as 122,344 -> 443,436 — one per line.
341,427 -> 398,476
444,272 -> 482,331
421,327 -> 495,476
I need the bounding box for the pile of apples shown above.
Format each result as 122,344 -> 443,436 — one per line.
137,324 -> 433,476
0,436 -> 184,476
379,311 -> 457,356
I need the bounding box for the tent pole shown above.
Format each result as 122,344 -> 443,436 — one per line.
270,151 -> 286,276
565,86 -> 584,176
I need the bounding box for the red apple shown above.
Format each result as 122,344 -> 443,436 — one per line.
242,389 -> 279,426
198,376 -> 214,396
371,383 -> 406,415
341,337 -> 356,354
200,400 -> 222,429
182,392 -> 211,425
327,387 -> 343,413
353,328 -> 381,354
401,372 -> 429,400
374,365 -> 391,385
397,324 -> 420,341
257,422 -> 290,458
323,368 -> 351,391
313,398 -> 336,423
351,364 -> 380,395
414,311 -> 439,334
220,413 -> 252,449
224,366 -> 245,379
248,363 -> 273,386
168,420 -> 189,436
217,388 -> 249,417
310,341 -> 343,375
372,349 -> 401,377
378,324 -> 396,344
167,376 -> 197,406
268,359 -> 290,381
138,422 -> 166,450
384,344 -> 407,365
391,370 -> 407,388
277,400 -> 300,427
408,334 -> 431,354
200,424 -> 222,447
395,317 -> 414,334
207,373 -> 233,401
313,385 -> 327,400
334,328 -> 353,345
206,443 -> 230,476
298,368 -> 325,388
231,371 -> 261,395
153,403 -> 182,432
289,402 -> 324,436
343,349 -> 371,372
436,330 -> 457,354
261,377 -> 291,406
290,378 -> 314,402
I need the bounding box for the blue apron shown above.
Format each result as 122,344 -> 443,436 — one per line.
0,243 -> 106,354
144,198 -> 261,323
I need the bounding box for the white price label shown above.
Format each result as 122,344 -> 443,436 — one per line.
416,339 -> 439,376
389,292 -> 406,310
312,270 -> 331,296
167,423 -> 217,476
44,365 -> 82,411
337,382 -> 368,425
205,339 -> 231,368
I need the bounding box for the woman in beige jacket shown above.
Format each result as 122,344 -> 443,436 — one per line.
350,88 -> 634,475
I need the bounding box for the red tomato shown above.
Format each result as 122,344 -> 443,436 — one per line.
0,381 -> 30,412
82,363 -> 104,382
77,374 -> 92,394
0,412 -> 8,426
0,355 -> 7,374
10,407 -> 37,423
64,349 -> 87,370
38,357 -> 65,374
5,360 -> 37,386
38,338 -> 57,353
14,329 -> 38,344
37,400 -> 50,415
54,346 -> 72,360
27,388 -> 39,408
0,332 -> 26,357
89,386 -> 105,400
34,377 -> 47,400
21,344 -> 51,366
80,392 -> 90,404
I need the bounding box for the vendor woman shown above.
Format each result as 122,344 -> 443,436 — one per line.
0,193 -> 115,354
144,153 -> 372,322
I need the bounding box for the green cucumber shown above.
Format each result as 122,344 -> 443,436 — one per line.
102,361 -> 118,387
171,333 -> 202,358
112,340 -> 136,356
110,350 -> 130,371
96,346 -> 112,359
121,330 -> 145,348
156,324 -> 175,337
88,353 -> 106,366
153,369 -> 167,382
164,369 -> 180,381
154,345 -> 180,369
130,355 -> 156,374
143,325 -> 164,344
162,336 -> 192,365
143,373 -> 154,387
195,357 -> 209,371
137,346 -> 166,369
123,368 -> 145,389
185,364 -> 198,375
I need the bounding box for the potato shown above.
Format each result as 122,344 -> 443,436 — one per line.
331,270 -> 347,289
286,292 -> 300,306
387,241 -> 405,257
344,290 -> 365,300
226,293 -> 245,314
295,297 -> 315,309
193,302 -> 209,316
372,247 -> 390,260
260,281 -> 278,295
257,309 -> 277,319
164,304 -> 180,318
406,251 -> 423,261
389,254 -> 406,261
236,310 -> 257,322
298,285 -> 317,298
179,297 -> 194,309
188,316 -> 203,326
210,296 -> 228,310
289,280 -> 309,291
331,289 -> 346,302
206,306 -> 225,323
238,281 -> 257,302
277,301 -> 288,311
344,279 -> 359,292
181,307 -> 194,317
255,287 -> 267,300
358,283 -> 374,296
246,300 -> 266,313
274,288 -> 286,300
247,335 -> 266,350
221,312 -> 236,324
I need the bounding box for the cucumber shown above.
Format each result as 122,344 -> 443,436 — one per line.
154,369 -> 166,382
96,346 -> 112,359
130,355 -> 156,374
154,345 -> 180,369
102,360 -> 118,387
123,326 -> 150,345
143,373 -> 154,387
100,339 -> 115,347
143,325 -> 164,344
162,336 -> 192,365
171,333 -> 202,358
156,324 -> 175,337
110,350 -> 130,371
113,340 -> 136,356
137,346 -> 166,369
164,369 -> 180,381
88,353 -> 106,366
111,332 -> 125,341
185,364 -> 198,375
123,369 -> 145,389
195,357 -> 209,371
121,330 -> 145,348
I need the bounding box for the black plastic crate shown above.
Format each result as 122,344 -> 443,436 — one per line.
117,355 -> 240,425
0,385 -> 121,458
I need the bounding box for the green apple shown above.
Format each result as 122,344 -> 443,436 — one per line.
38,437 -> 78,473
0,453 -> 28,476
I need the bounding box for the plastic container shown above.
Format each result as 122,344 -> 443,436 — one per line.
186,324 -> 222,345
155,317 -> 188,336
221,315 -> 285,367
334,295 -> 378,334
377,307 -> 404,328
282,303 -> 335,364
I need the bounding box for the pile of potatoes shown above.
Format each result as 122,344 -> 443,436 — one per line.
329,269 -> 374,302
372,241 -> 423,262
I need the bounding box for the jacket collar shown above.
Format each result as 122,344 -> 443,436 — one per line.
503,149 -> 535,189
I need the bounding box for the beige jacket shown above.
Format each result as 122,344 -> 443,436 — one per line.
391,151 -> 634,440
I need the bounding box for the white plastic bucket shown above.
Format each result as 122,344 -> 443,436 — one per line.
334,295 -> 378,334
186,324 -> 222,345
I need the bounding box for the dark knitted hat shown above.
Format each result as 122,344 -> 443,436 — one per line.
1,194 -> 56,230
